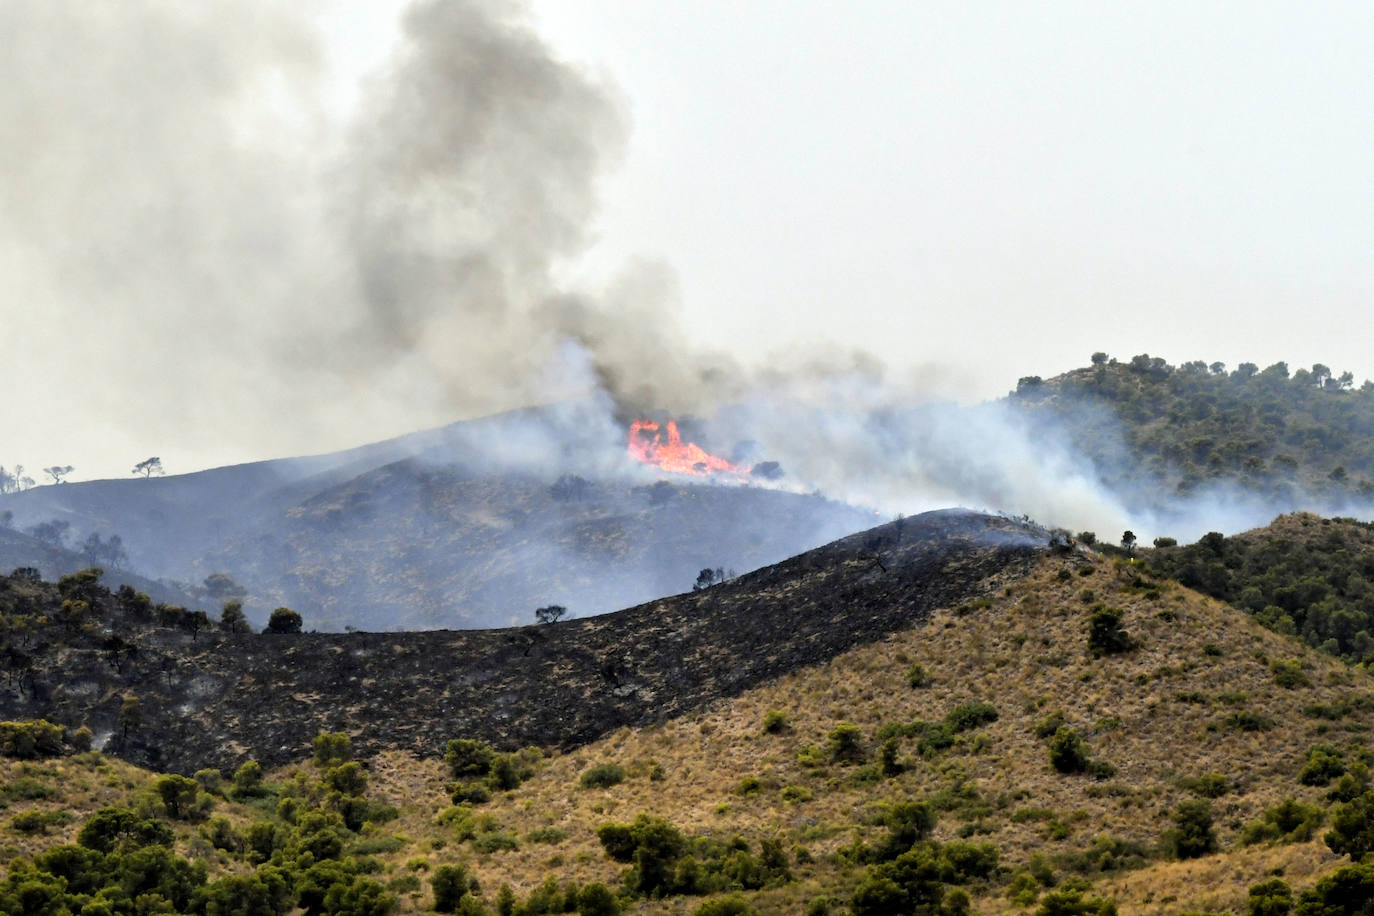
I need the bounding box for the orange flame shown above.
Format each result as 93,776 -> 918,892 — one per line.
628,419 -> 748,477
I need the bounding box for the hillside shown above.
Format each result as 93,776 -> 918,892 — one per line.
0,403 -> 869,630
190,463 -> 876,630
4,546 -> 1374,914
1008,353 -> 1374,518
1148,512 -> 1374,666
0,509 -> 1044,774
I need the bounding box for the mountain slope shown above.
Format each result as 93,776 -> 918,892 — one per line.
0,509 -> 1044,774
0,403 -> 870,629
195,462 -> 877,629
4,536 -> 1372,915
1008,353 -> 1374,518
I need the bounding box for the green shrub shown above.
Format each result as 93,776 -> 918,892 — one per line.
693,893 -> 755,915
432,864 -> 475,913
1295,864 -> 1374,913
445,739 -> 495,780
1239,798 -> 1323,846
1049,728 -> 1090,774
827,723 -> 865,763
0,720 -> 66,759
576,882 -> 620,916
907,663 -> 931,688
1270,659 -> 1309,689
1034,878 -> 1117,915
762,710 -> 788,734
311,732 -> 353,768
231,760 -> 266,798
1035,711 -> 1068,739
1087,606 -> 1136,656
780,786 -> 813,803
8,809 -> 69,834
1326,790 -> 1374,860
579,763 -> 626,789
945,702 -> 998,732
1299,746 -> 1346,787
526,826 -> 567,845
1179,772 -> 1230,798
1225,711 -> 1275,732
1164,799 -> 1217,859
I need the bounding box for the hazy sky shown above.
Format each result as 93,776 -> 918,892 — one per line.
5,1 -> 1374,482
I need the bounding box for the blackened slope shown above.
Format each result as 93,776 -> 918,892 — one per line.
1,509 -> 1044,773
198,463 -> 878,630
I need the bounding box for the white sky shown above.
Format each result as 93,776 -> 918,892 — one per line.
528,1 -> 1374,385
6,1 -> 1374,482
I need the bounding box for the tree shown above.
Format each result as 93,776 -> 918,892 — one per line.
1091,352 -> 1109,366
0,510 -> 10,529
1326,790 -> 1374,861
266,607 -> 302,634
156,774 -> 203,820
119,694 -> 143,739
221,601 -> 249,635
26,519 -> 70,548
1120,531 -> 1137,554
132,457 -> 164,478
535,605 -> 567,625
431,865 -> 474,913
0,465 -> 35,494
43,465 -> 73,485
1166,799 -> 1218,859
81,532 -> 127,569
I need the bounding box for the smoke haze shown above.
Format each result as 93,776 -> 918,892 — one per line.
5,0 -> 1373,552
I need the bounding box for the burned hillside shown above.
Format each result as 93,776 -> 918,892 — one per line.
0,509 -> 1045,774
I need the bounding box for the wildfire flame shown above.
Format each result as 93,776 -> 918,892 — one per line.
628,419 -> 748,477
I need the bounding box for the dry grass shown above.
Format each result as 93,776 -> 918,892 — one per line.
5,552 -> 1369,913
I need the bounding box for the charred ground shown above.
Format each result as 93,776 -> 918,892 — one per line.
0,509 -> 1045,774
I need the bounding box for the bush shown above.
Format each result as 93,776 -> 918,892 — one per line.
1035,711 -> 1067,740
1087,606 -> 1136,655
1180,772 -> 1230,798
1271,659 -> 1310,689
945,702 -> 998,732
907,663 -> 931,688
312,732 -> 353,768
827,723 -> 865,763
1049,728 -> 1090,774
1326,790 -> 1374,860
1295,863 -> 1374,913
1225,710 -> 1275,732
1300,746 -> 1346,787
693,894 -> 755,916
432,864 -> 474,912
1164,799 -> 1217,859
526,826 -> 567,844
576,882 -> 620,916
1239,798 -> 1324,846
445,739 -> 495,780
232,760 -> 266,798
0,720 -> 66,759
1246,878 -> 1292,916
761,710 -> 788,734
1035,879 -> 1117,915
780,786 -> 813,803
580,763 -> 626,789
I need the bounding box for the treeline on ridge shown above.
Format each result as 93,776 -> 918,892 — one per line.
1012,353 -> 1374,502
